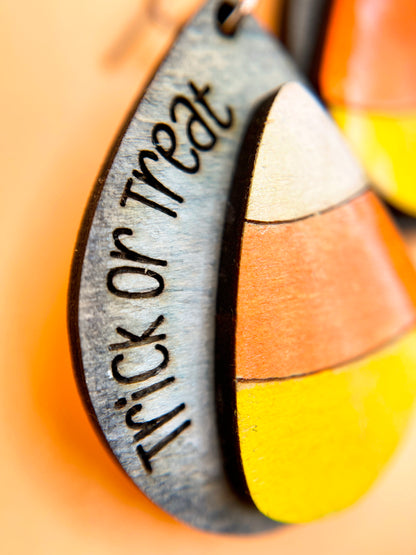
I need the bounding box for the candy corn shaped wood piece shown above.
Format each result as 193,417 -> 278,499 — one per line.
231,83 -> 416,523
319,0 -> 416,215
320,0 -> 416,111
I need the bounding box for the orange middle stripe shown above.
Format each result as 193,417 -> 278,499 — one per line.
236,191 -> 416,381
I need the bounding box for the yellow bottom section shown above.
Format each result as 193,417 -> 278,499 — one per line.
331,106 -> 416,216
237,330 -> 416,523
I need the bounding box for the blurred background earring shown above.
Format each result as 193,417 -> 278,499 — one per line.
279,0 -> 416,220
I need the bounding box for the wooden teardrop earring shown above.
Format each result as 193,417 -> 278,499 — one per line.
68,0 -> 416,533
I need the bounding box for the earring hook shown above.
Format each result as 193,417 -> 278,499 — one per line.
219,0 -> 259,35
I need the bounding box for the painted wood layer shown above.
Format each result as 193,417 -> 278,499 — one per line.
232,82 -> 416,523
245,82 -> 365,222
237,191 -> 416,381
237,329 -> 416,522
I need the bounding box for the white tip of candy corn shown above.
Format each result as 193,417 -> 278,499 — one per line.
246,82 -> 367,223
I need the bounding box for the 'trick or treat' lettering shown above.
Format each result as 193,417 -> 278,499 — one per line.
106,81 -> 233,472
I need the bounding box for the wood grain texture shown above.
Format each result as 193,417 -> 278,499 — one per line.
245,82 -> 366,222
225,83 -> 416,524
70,0 -> 302,534
237,191 -> 416,381
6,0 -> 416,552
237,329 -> 416,523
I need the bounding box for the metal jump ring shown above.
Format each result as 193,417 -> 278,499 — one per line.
219,0 -> 259,35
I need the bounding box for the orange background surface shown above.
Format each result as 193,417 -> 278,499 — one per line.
3,1 -> 416,553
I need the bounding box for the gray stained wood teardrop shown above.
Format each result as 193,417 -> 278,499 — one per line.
68,0 -> 302,534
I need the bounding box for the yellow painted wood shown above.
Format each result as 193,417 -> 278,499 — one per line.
245,83 -> 366,223
236,329 -> 416,523
331,105 -> 416,216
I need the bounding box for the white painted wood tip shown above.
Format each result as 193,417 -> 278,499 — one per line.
246,81 -> 367,223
